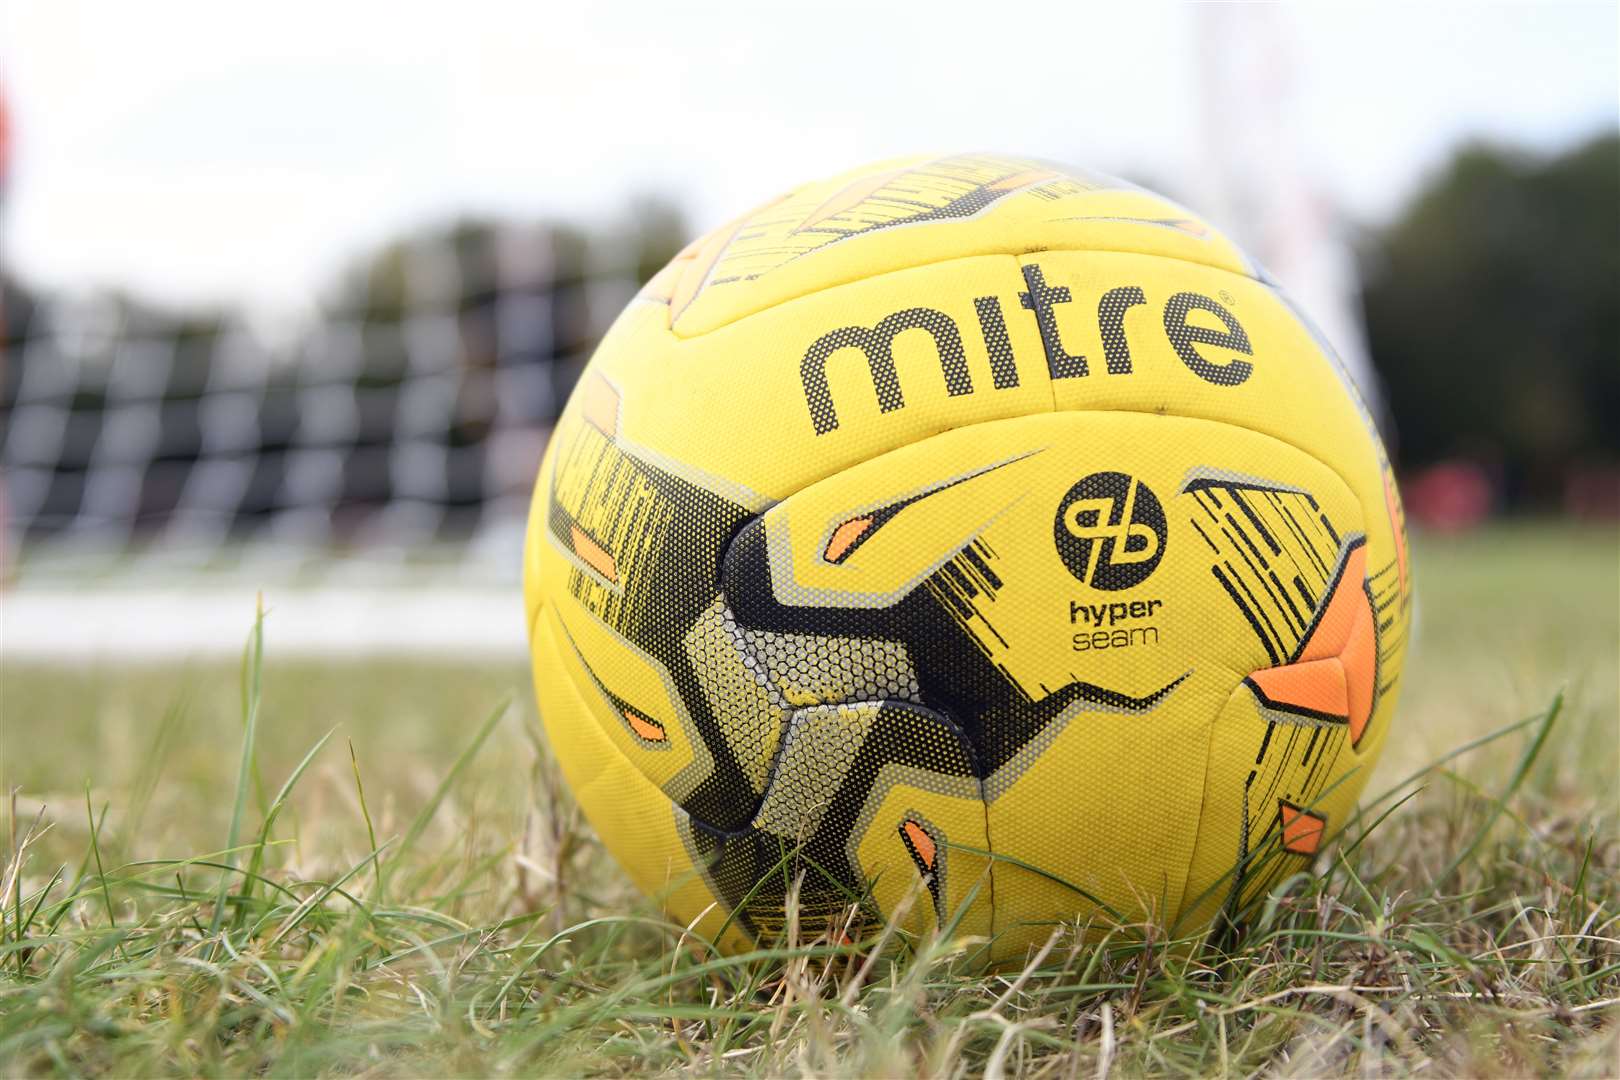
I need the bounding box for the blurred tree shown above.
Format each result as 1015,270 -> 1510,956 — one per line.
1361,131 -> 1619,505
626,196 -> 689,285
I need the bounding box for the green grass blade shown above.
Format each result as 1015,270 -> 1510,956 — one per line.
385,697 -> 509,887
242,728 -> 336,897
83,785 -> 115,933
264,840 -> 392,949
347,737 -> 381,891
1429,689 -> 1564,890
209,597 -> 266,940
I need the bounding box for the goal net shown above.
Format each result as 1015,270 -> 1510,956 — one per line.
2,222 -> 654,586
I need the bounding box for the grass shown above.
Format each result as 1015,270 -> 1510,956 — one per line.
2,523 -> 1616,1077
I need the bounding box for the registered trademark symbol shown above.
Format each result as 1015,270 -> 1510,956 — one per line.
1219,290 -> 1235,304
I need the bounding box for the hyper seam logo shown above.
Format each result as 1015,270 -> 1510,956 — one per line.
1054,472 -> 1168,590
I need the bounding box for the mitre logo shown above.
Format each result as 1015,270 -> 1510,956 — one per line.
1053,472 -> 1168,590
797,265 -> 1255,436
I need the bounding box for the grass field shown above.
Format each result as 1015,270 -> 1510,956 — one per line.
3,524 -> 1616,1077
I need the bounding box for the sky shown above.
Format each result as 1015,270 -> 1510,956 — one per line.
2,1 -> 1616,314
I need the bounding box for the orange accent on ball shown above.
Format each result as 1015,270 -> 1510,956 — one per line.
902,819 -> 937,870
570,525 -> 618,584
623,710 -> 666,743
1247,542 -> 1378,745
823,517 -> 874,563
1279,801 -> 1326,855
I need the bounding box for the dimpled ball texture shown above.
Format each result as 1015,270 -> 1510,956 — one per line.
523,154 -> 1413,960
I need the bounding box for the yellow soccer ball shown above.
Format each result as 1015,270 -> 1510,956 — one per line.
523,154 -> 1413,958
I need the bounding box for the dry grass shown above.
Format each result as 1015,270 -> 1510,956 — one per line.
2,524 -> 1615,1077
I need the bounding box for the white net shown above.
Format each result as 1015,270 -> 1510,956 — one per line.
1,222 -> 655,587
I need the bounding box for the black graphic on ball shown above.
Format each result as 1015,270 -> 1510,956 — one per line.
1053,472 -> 1168,590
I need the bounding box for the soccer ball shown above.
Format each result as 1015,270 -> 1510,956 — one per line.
523,154 -> 1413,958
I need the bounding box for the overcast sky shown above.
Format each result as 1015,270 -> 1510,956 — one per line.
2,1 -> 1616,313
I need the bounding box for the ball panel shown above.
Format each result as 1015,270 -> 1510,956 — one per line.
849,768 -> 993,942
529,390 -> 772,832
544,595 -> 716,806
665,153 -> 1255,336
1178,669 -> 1375,932
529,603 -> 745,952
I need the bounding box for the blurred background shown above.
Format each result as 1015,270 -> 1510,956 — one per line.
1,1 -> 1616,661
